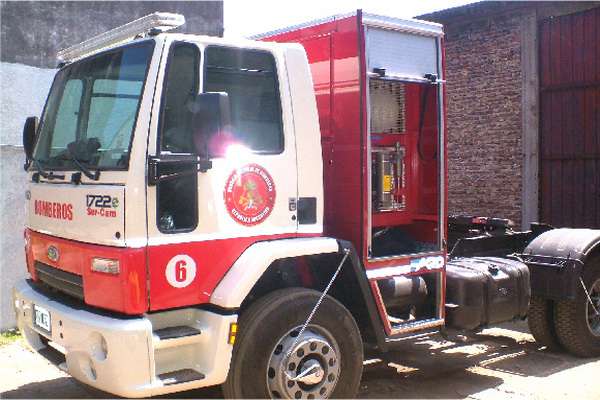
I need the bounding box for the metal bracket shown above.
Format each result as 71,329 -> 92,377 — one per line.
580,277 -> 600,317
285,248 -> 350,359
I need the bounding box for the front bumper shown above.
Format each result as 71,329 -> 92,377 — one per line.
13,280 -> 236,397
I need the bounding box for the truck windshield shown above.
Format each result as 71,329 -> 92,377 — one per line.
33,41 -> 154,170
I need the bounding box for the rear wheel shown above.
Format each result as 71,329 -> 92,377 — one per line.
527,296 -> 561,350
223,288 -> 363,399
553,258 -> 600,357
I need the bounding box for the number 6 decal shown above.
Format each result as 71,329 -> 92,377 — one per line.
165,255 -> 196,288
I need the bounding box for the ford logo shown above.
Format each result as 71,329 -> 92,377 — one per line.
47,246 -> 59,262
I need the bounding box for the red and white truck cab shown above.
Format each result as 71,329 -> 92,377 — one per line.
12,10 -> 600,399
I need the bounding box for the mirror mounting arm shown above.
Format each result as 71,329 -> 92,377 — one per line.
198,158 -> 213,173
148,155 -> 212,186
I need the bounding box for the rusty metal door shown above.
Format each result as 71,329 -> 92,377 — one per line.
539,7 -> 600,228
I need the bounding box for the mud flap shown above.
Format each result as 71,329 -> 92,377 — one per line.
520,228 -> 600,300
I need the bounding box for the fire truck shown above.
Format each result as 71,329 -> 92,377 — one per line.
13,11 -> 600,398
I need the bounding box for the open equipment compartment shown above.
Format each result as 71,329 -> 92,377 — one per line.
259,11 -> 447,338
362,17 -> 446,336
365,19 -> 444,260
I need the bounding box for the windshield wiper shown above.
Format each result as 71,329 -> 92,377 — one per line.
30,158 -> 65,181
66,145 -> 100,181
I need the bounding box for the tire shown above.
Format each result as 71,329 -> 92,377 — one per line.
527,296 -> 561,350
553,257 -> 600,358
223,288 -> 363,399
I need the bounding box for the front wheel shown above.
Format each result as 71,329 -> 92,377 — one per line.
223,288 -> 363,399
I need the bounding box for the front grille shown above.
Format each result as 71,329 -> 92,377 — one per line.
34,261 -> 84,300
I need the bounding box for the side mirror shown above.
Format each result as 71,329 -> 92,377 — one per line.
190,92 -> 232,157
23,116 -> 39,161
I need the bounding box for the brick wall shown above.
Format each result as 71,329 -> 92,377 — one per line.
443,12 -> 525,225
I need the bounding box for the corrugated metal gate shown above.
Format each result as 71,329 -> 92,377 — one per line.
539,7 -> 600,228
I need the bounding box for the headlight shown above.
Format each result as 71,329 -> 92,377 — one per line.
91,258 -> 120,274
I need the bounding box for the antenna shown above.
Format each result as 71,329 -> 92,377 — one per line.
57,12 -> 185,63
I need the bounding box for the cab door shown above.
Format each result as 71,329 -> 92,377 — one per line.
146,39 -> 298,310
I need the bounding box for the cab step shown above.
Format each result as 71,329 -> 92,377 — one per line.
155,326 -> 201,340
158,368 -> 205,385
153,326 -> 202,349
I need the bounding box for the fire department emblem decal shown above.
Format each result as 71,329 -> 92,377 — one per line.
224,164 -> 276,226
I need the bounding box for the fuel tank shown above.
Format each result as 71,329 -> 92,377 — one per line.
445,257 -> 530,331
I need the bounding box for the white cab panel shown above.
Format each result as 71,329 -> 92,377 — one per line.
145,36 -> 301,246
28,183 -> 125,246
284,45 -> 324,234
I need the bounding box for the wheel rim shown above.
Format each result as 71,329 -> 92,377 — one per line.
267,325 -> 340,399
586,278 -> 600,337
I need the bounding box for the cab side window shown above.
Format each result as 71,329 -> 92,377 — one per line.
204,46 -> 283,153
160,43 -> 200,153
157,42 -> 200,233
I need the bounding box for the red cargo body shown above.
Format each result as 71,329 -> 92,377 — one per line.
260,12 -> 447,265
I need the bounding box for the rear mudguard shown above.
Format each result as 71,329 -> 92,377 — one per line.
520,228 -> 600,300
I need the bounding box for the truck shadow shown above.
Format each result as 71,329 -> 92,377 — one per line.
1,344 -> 223,399
0,377 -> 223,399
1,377 -> 223,399
3,323 -> 597,399
359,323 -> 599,398
1,377 -> 109,399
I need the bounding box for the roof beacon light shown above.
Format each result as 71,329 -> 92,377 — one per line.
57,12 -> 185,63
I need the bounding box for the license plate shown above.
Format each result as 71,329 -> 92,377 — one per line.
33,304 -> 51,333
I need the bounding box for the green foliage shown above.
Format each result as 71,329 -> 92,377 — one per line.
0,329 -> 21,346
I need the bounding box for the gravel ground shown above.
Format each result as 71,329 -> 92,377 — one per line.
1,321 -> 599,399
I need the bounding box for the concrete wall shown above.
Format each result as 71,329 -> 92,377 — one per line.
0,1 -> 223,330
1,1 -> 223,68
0,62 -> 56,330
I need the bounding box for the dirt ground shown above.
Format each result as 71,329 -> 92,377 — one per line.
1,321 -> 599,399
